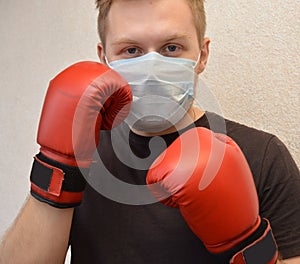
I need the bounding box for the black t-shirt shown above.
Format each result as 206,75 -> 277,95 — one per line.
69,112 -> 300,263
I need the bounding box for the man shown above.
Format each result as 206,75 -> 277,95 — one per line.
0,0 -> 299,263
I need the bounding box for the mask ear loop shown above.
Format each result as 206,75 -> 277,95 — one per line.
192,53 -> 202,104
193,53 -> 201,70
104,55 -> 112,68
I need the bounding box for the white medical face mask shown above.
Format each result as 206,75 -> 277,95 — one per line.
106,52 -> 198,133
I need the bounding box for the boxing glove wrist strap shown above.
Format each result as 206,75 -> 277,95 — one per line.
30,152 -> 87,208
213,219 -> 278,264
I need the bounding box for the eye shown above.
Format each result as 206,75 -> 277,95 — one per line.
161,44 -> 182,57
127,47 -> 138,54
166,45 -> 178,52
123,47 -> 143,58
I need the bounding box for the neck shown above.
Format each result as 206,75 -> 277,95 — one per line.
131,106 -> 205,137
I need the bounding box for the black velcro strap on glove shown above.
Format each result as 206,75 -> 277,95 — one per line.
213,218 -> 278,264
30,152 -> 88,208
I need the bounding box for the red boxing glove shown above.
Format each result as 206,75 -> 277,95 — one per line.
30,61 -> 132,208
147,127 -> 278,263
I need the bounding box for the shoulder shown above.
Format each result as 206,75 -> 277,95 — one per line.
201,112 -> 275,166
200,112 -> 299,186
199,111 -> 275,150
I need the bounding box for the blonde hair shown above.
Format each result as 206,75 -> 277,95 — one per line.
95,0 -> 206,49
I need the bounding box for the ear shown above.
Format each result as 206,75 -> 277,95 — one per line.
97,42 -> 108,65
195,38 -> 210,74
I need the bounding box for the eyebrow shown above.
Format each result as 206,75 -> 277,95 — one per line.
164,33 -> 190,42
111,38 -> 139,46
111,33 -> 190,46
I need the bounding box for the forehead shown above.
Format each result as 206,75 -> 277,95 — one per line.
106,0 -> 196,43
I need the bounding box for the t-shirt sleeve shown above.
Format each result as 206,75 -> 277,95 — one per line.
258,136 -> 300,259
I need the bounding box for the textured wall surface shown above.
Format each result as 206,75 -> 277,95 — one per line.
0,1 -> 299,261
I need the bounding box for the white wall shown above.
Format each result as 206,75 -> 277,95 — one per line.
0,0 -> 299,262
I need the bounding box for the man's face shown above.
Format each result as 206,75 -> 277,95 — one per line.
99,0 -> 208,73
